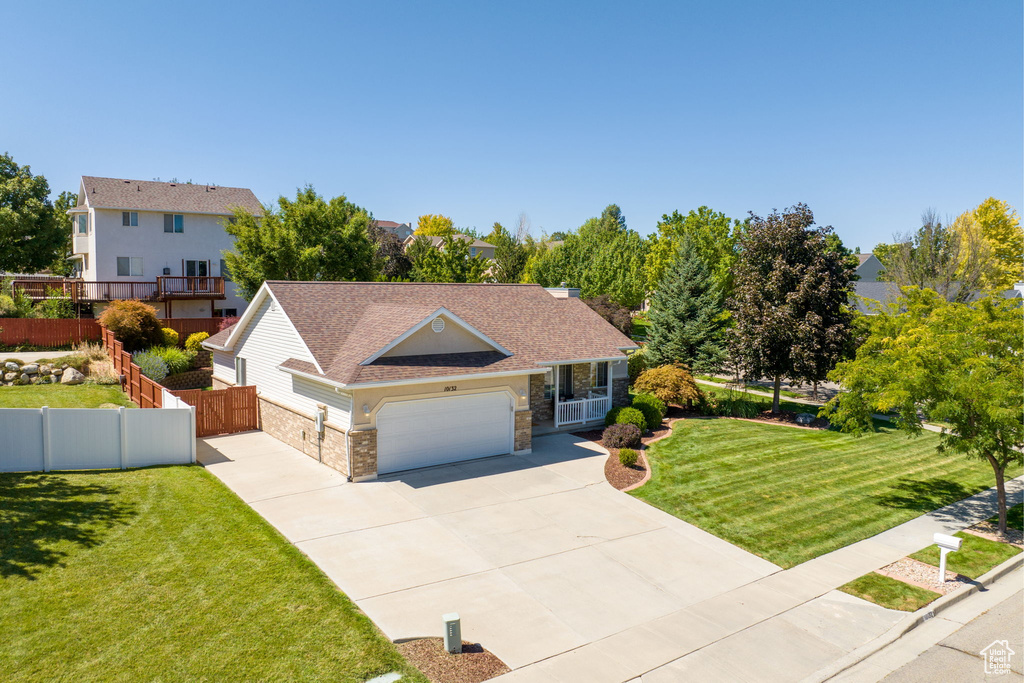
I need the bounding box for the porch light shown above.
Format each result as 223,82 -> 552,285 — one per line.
362,404 -> 370,416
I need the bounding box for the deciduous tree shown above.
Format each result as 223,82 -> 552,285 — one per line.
0,154 -> 65,273
728,204 -> 856,412
49,190 -> 78,276
414,214 -> 455,236
408,234 -> 488,283
824,289 -> 1023,534
368,220 -> 412,280
488,223 -> 529,283
583,294 -> 632,335
646,238 -> 727,373
970,198 -> 1023,290
223,186 -> 380,300
644,206 -> 742,296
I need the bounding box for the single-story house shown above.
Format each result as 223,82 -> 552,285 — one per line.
203,282 -> 636,480
403,233 -> 496,260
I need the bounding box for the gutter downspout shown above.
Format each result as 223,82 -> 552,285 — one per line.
345,430 -> 353,482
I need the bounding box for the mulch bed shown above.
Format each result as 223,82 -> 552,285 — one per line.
396,639 -> 509,683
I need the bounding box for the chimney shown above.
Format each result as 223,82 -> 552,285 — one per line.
544,284 -> 580,299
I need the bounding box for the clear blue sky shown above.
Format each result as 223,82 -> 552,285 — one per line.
4,1 -> 1021,251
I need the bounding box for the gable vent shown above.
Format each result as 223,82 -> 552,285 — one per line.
431,317 -> 445,333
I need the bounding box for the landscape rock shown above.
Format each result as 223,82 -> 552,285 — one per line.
22,363 -> 39,375
20,373 -> 30,382
796,412 -> 816,425
4,362 -> 18,372
39,364 -> 51,375
53,368 -> 63,376
4,372 -> 15,381
60,368 -> 85,385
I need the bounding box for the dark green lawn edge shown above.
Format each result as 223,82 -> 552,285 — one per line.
839,572 -> 940,612
908,531 -> 1022,579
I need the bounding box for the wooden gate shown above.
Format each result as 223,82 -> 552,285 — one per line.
171,386 -> 259,437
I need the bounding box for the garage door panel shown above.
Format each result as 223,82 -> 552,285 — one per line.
377,393 -> 513,474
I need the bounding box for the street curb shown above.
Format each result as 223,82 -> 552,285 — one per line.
803,552 -> 1024,682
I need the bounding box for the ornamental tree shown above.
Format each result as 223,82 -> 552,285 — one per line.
0,154 -> 65,273
414,214 -> 455,236
633,364 -> 702,408
645,237 -> 727,373
824,289 -> 1023,534
223,186 -> 381,300
728,204 -> 856,413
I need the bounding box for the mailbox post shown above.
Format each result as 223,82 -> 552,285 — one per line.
933,533 -> 963,584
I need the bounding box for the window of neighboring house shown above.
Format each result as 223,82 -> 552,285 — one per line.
164,214 -> 184,233
220,258 -> 231,281
558,364 -> 573,401
235,357 -> 246,386
185,260 -> 209,277
470,247 -> 477,257
122,211 -> 138,226
116,257 -> 143,277
590,361 -> 609,396
221,308 -> 237,317
77,215 -> 88,234
543,368 -> 553,400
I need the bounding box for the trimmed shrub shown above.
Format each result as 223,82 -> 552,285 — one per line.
615,406 -> 647,432
632,392 -> 667,417
604,406 -> 623,427
627,348 -> 648,384
631,401 -> 662,432
133,351 -> 168,382
99,300 -> 163,352
618,448 -> 639,467
185,331 -> 210,354
602,423 -> 641,449
149,345 -> 196,375
161,328 -> 180,346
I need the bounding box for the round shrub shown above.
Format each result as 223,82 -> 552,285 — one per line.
185,331 -> 210,354
602,423 -> 641,449
627,348 -> 648,384
618,448 -> 638,468
161,328 -> 180,346
631,401 -> 662,432
604,406 -> 623,427
615,406 -> 647,432
632,392 -> 666,417
151,345 -> 196,375
99,300 -> 163,352
633,364 -> 702,407
132,351 -> 168,382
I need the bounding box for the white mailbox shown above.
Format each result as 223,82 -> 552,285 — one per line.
933,533 -> 963,584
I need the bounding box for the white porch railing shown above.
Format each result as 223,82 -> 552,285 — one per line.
555,395 -> 612,427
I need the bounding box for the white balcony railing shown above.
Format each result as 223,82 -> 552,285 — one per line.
555,394 -> 612,427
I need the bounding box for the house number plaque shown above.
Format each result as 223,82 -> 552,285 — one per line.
443,386 -> 457,392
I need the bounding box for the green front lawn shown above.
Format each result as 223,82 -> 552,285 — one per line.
839,573 -> 940,612
0,384 -> 134,409
988,503 -> 1024,531
696,376 -> 804,399
909,531 -> 1021,579
0,467 -> 426,682
631,418 -> 1020,568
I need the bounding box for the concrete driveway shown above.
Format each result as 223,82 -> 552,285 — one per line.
198,431 -> 781,670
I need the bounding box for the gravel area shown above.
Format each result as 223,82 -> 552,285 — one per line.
877,558 -> 974,594
965,521 -> 1024,548
395,639 -> 509,683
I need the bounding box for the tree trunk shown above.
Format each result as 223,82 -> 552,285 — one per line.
772,376 -> 781,414
987,453 -> 1007,535
812,381 -> 818,401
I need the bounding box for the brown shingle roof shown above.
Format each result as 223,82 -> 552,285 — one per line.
80,176 -> 262,215
404,234 -> 495,249
263,282 -> 635,386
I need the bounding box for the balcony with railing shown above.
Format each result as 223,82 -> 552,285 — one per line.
12,277 -> 225,303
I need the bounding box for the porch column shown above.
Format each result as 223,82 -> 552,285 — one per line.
553,365 -> 559,426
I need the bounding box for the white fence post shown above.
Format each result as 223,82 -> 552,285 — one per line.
41,406 -> 51,472
119,406 -> 128,469
190,405 -> 197,464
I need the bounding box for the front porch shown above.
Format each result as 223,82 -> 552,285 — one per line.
530,360 -> 624,435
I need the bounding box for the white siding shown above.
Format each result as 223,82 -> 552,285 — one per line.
230,295 -> 352,429
212,350 -> 234,383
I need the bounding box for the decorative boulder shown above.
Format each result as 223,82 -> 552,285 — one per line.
53,368 -> 63,376
20,372 -> 31,382
39,364 -> 51,375
22,364 -> 39,375
4,372 -> 16,381
60,368 -> 85,385
796,412 -> 816,425
4,361 -> 19,372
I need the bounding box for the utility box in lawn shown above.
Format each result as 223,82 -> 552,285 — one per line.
443,613 -> 461,654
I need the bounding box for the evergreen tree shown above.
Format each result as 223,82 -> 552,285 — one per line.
645,238 -> 726,372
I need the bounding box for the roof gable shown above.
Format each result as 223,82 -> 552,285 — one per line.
366,308 -> 510,364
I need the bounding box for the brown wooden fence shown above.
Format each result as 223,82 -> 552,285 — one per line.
104,327 -> 164,408
2,317 -> 225,347
170,386 -> 259,437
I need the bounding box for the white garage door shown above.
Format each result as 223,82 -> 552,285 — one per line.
376,392 -> 514,474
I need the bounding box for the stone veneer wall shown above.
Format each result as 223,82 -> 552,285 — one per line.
349,430 -> 377,479
529,374 -> 553,422
572,363 -> 591,399
612,377 -> 630,407
514,409 -> 532,452
258,396 -> 349,477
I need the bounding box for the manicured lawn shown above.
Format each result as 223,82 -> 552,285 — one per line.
0,384 -> 134,409
696,376 -> 804,399
631,418 -> 1021,568
839,573 -> 940,612
631,318 -> 650,339
908,531 -> 1022,579
988,503 -> 1023,531
0,467 -> 426,682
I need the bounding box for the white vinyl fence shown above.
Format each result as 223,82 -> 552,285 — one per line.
0,392 -> 196,472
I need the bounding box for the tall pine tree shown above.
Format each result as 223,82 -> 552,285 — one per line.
645,238 -> 727,373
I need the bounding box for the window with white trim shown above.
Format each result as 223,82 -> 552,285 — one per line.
122,211 -> 138,226
543,368 -> 553,400
116,256 -> 143,277
185,259 -> 208,277
77,215 -> 88,234
164,214 -> 184,233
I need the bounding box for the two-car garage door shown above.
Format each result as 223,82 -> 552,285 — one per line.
376,392 -> 514,474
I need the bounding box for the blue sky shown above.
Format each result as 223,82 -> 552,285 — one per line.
4,1 -> 1021,251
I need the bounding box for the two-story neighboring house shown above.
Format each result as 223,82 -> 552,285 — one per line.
402,233 -> 497,260
52,176 -> 262,318
373,220 -> 414,240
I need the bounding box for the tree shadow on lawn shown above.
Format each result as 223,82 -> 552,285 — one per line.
0,472 -> 137,580
871,476 -> 977,515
